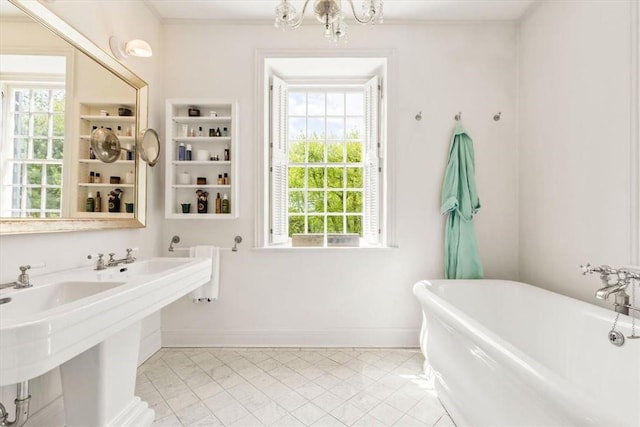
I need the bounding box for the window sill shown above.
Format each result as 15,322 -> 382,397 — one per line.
252,245 -> 399,253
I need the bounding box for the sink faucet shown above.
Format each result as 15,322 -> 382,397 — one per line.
106,248 -> 137,268
581,263 -> 640,315
0,264 -> 44,290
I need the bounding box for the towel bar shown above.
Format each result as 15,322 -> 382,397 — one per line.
167,235 -> 242,253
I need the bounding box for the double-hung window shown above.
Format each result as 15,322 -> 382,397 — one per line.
0,83 -> 65,218
269,75 -> 382,247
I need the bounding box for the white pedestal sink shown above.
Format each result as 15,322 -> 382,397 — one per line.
0,257 -> 212,426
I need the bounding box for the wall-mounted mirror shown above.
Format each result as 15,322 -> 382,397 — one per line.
0,0 -> 148,234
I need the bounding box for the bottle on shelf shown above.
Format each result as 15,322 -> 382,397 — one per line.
126,144 -> 134,160
223,127 -> 228,136
178,142 -> 186,161
217,174 -> 223,185
215,193 -> 222,214
222,194 -> 230,214
186,144 -> 193,161
86,192 -> 95,212
95,191 -> 102,212
224,145 -> 230,161
216,127 -> 221,137
95,173 -> 102,183
198,126 -> 203,137
223,173 -> 229,185
89,171 -> 95,183
116,126 -> 122,136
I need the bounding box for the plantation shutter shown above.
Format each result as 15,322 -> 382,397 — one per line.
270,75 -> 289,244
363,76 -> 380,245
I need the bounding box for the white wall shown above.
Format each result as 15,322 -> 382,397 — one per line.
160,22 -> 519,346
518,0 -> 638,306
0,1 -> 163,419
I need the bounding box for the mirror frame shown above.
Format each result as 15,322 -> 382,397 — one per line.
0,0 -> 148,235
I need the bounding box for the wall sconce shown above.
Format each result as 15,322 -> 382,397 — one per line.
109,37 -> 153,60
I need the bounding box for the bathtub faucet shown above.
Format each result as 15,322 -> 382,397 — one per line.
581,263 -> 640,315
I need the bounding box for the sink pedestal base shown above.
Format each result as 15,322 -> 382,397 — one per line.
59,322 -> 154,426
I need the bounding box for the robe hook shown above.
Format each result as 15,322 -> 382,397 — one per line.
455,112 -> 462,121
415,111 -> 422,121
493,112 -> 502,121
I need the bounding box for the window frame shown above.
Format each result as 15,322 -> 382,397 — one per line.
285,84 -> 367,242
0,81 -> 66,218
256,52 -> 395,250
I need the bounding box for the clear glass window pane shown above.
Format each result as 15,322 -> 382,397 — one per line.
346,167 -> 363,188
288,190 -> 305,213
327,93 -> 344,115
13,89 -> 30,112
13,138 -> 27,159
289,141 -> 305,163
327,167 -> 343,188
346,93 -> 363,115
288,167 -> 305,188
289,92 -> 306,115
307,141 -> 324,163
327,191 -> 343,213
327,142 -> 344,163
308,92 -> 325,115
346,142 -> 362,163
307,117 -> 325,140
27,164 -> 42,185
46,188 -> 61,209
32,90 -> 50,112
307,216 -> 324,233
327,216 -> 344,233
27,187 -> 41,209
14,113 -> 29,136
289,215 -> 304,236
33,114 -> 49,136
346,117 -> 363,139
52,90 -> 65,112
47,164 -> 62,185
52,139 -> 64,159
346,191 -> 363,213
289,117 -> 306,140
33,138 -> 48,159
307,167 -> 324,188
307,191 -> 324,213
347,216 -> 362,236
327,118 -> 344,140
52,114 -> 65,136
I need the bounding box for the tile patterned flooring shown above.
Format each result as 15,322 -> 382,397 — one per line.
137,348 -> 455,427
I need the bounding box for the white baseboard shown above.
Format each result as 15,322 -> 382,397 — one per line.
138,328 -> 162,365
161,328 -> 420,348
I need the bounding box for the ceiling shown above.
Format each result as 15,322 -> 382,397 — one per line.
144,0 -> 537,23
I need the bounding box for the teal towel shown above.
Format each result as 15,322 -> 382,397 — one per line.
441,124 -> 484,279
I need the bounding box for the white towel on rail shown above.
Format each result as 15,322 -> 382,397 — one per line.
189,245 -> 220,302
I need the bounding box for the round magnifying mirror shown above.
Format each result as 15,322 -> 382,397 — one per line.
90,128 -> 122,163
139,128 -> 160,167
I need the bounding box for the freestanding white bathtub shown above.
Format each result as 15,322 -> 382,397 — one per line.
413,279 -> 639,427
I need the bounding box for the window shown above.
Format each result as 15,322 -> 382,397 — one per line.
0,83 -> 65,218
269,75 -> 382,247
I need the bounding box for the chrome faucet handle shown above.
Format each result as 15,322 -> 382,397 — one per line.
125,248 -> 138,263
87,253 -> 105,270
15,263 -> 44,288
108,253 -> 116,262
580,263 -> 594,275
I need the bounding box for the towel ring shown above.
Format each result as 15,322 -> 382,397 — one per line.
415,111 -> 422,121
455,112 -> 462,121
493,112 -> 502,121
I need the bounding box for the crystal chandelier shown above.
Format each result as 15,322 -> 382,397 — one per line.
275,0 -> 383,42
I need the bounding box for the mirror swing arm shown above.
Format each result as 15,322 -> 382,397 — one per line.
0,0 -> 156,235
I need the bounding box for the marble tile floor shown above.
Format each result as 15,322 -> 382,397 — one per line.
137,347 -> 456,427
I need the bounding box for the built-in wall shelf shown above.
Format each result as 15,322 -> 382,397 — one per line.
74,101 -> 137,217
165,99 -> 239,219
